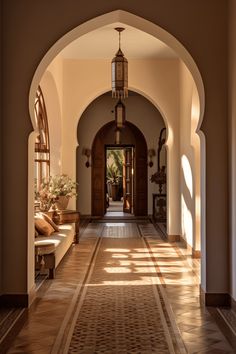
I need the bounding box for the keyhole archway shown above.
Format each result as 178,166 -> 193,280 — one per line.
28,9 -> 206,299
29,12 -> 205,244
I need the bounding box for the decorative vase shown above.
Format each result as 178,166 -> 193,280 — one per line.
55,196 -> 69,210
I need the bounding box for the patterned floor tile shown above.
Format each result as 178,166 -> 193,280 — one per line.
5,222 -> 235,354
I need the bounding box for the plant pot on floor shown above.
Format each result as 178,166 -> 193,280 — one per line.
111,184 -> 119,201
55,196 -> 69,210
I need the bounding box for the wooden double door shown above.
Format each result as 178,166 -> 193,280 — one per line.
122,146 -> 133,213
106,146 -> 134,213
92,121 -> 147,217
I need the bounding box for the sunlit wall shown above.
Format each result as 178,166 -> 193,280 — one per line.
179,61 -> 201,255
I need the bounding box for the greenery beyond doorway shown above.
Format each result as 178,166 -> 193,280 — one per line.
106,149 -> 123,202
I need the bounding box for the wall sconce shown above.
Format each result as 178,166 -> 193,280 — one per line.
148,149 -> 156,167
82,148 -> 91,168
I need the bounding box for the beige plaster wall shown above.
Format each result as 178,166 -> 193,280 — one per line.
77,93 -> 165,215
62,58 -> 180,234
0,0 -> 229,299
229,0 -> 236,301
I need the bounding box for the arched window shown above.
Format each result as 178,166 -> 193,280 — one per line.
34,86 -> 50,192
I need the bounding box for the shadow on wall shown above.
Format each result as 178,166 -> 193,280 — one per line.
181,154 -> 194,247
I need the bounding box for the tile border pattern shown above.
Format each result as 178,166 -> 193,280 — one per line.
52,224 -> 187,353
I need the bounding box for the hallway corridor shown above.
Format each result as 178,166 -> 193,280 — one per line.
6,222 -> 235,353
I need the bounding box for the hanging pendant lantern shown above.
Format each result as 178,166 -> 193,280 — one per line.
115,127 -> 121,145
111,27 -> 128,99
115,99 -> 126,128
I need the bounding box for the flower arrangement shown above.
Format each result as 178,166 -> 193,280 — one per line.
48,174 -> 78,198
36,174 -> 78,211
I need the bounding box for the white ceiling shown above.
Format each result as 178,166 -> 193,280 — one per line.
60,23 -> 177,60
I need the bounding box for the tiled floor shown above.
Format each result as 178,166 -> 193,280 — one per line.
106,199 -> 123,212
5,222 -> 236,354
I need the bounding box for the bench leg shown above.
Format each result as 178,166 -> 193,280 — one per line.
48,268 -> 55,279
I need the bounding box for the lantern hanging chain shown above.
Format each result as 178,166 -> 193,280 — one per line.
115,27 -> 125,52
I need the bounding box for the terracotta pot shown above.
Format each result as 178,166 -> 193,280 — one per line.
55,196 -> 69,210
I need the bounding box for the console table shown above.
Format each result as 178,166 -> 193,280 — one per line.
152,193 -> 166,223
52,209 -> 80,244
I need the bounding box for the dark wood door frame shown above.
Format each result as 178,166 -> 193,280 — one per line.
105,145 -> 134,213
123,146 -> 134,213
91,121 -> 147,217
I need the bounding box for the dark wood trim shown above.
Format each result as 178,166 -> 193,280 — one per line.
34,158 -> 50,162
192,249 -> 201,258
200,286 -> 231,307
0,294 -> 30,308
35,148 -> 50,153
231,295 -> 236,314
0,285 -> 36,308
49,268 -> 55,279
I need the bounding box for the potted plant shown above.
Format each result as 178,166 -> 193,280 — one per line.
36,174 -> 78,211
36,180 -> 57,212
107,163 -> 121,201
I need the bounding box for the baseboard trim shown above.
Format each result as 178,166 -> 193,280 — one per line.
0,294 -> 29,308
167,234 -> 180,242
231,296 -> 236,314
192,249 -> 201,258
166,234 -> 201,258
0,286 -> 36,308
200,286 -> 231,307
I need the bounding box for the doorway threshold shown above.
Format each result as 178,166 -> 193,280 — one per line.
94,214 -> 150,223
105,211 -> 133,217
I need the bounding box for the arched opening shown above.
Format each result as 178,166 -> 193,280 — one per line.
28,10 -> 205,296
91,121 -> 147,217
76,91 -> 166,219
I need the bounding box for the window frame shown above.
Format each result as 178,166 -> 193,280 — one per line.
34,86 -> 50,192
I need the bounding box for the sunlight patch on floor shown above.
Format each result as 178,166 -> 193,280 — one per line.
105,248 -> 130,252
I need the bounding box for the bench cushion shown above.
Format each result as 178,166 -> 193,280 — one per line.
35,239 -> 56,256
35,223 -> 75,269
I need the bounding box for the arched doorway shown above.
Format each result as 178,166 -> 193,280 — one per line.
27,9 -> 206,303
92,121 -> 147,216
29,11 -> 205,243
